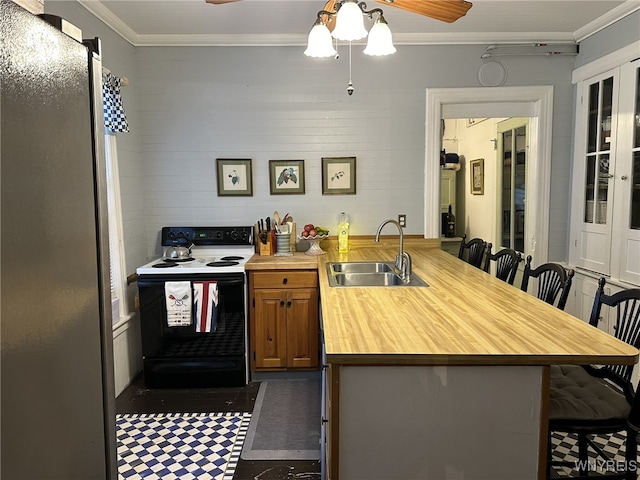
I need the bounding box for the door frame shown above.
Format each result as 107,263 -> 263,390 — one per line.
425,86 -> 554,264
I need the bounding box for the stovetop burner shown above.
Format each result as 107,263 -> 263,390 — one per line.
220,256 -> 244,261
163,257 -> 194,263
152,262 -> 178,268
207,261 -> 240,267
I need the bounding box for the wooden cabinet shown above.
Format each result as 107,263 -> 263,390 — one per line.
250,270 -> 319,370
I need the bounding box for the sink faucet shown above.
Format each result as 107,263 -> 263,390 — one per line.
374,219 -> 412,282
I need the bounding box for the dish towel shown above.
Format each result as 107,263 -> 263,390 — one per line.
193,281 -> 219,333
165,281 -> 192,327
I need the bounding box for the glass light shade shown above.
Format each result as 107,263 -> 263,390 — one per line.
363,18 -> 396,56
304,23 -> 337,58
331,1 -> 368,41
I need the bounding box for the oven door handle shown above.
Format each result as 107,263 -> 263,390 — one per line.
137,276 -> 245,289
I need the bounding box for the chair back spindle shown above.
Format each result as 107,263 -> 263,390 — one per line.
483,244 -> 522,285
457,235 -> 487,269
590,277 -> 640,383
520,255 -> 575,311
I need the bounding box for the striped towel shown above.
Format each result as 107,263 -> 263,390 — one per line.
193,281 -> 219,333
165,281 -> 192,327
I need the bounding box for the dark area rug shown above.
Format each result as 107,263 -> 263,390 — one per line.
241,378 -> 321,460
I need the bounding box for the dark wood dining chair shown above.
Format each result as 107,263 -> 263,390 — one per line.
457,234 -> 487,269
520,255 -> 575,311
482,243 -> 522,285
547,277 -> 640,479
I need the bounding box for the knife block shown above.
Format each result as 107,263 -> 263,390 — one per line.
259,234 -> 273,256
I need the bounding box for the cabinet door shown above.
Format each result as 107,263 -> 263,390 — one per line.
611,59 -> 640,285
254,289 -> 288,369
287,288 -> 319,368
570,69 -> 620,274
441,169 -> 457,215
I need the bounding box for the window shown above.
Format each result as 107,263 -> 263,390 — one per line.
104,132 -> 127,325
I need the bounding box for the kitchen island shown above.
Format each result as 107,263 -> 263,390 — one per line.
314,239 -> 638,480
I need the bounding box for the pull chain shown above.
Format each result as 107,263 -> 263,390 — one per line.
347,41 -> 354,95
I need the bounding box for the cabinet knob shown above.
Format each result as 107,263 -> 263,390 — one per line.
621,175 -> 628,180
287,301 -> 292,307
282,278 -> 288,284
280,300 -> 285,306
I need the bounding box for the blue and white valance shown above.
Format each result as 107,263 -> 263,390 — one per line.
102,72 -> 129,133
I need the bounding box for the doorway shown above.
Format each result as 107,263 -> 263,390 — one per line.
425,86 -> 554,265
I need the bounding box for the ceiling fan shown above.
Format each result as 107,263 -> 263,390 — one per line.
375,0 -> 472,23
205,0 -> 473,24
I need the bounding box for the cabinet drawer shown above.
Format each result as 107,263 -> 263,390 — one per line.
251,270 -> 318,289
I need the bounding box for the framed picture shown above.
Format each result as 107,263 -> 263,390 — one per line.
322,157 -> 356,195
470,158 -> 484,195
269,160 -> 305,195
216,158 -> 253,196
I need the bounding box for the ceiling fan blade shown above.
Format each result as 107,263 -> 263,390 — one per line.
375,0 -> 473,23
321,0 -> 339,32
204,0 -> 241,4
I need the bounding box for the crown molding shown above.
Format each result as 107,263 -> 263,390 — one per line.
76,0 -> 639,48
573,0 -> 640,42
77,0 -> 139,45
130,32 -> 578,47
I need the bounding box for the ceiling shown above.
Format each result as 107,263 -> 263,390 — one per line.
77,0 -> 640,47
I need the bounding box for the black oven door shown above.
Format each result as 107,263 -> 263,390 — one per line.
137,272 -> 247,388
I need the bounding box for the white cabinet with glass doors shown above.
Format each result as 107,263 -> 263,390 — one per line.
569,57 -> 640,286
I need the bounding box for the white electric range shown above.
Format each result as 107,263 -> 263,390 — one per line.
136,226 -> 255,388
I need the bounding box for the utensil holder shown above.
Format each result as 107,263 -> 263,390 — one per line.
275,232 -> 292,256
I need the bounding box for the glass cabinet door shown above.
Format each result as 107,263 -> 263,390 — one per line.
610,58 -> 639,285
584,76 -> 614,225
631,65 -> 640,231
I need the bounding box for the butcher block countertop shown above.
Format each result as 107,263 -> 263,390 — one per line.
245,238 -> 639,367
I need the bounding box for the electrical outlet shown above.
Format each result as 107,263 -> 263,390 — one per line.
398,214 -> 407,228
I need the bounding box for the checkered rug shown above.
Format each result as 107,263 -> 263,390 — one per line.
117,412 -> 251,480
550,431 -> 638,477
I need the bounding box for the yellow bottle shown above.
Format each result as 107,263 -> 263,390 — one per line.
338,212 -> 349,253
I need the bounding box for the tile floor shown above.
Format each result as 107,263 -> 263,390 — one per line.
116,374 -> 321,479
117,374 -> 636,479
549,431 -> 637,478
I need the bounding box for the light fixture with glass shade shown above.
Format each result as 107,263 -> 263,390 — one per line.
304,0 -> 396,94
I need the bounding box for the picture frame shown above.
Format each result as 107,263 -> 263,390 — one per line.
216,158 -> 253,196
470,158 -> 484,195
322,157 -> 356,195
269,160 -> 305,195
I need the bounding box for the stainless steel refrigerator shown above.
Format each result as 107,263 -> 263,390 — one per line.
1,1 -> 117,478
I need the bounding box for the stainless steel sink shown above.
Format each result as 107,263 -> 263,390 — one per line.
326,262 -> 429,287
329,262 -> 393,274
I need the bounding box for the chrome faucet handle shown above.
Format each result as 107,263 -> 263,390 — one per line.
401,252 -> 412,282
395,254 -> 404,271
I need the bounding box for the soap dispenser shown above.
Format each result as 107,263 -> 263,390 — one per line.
338,212 -> 350,253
